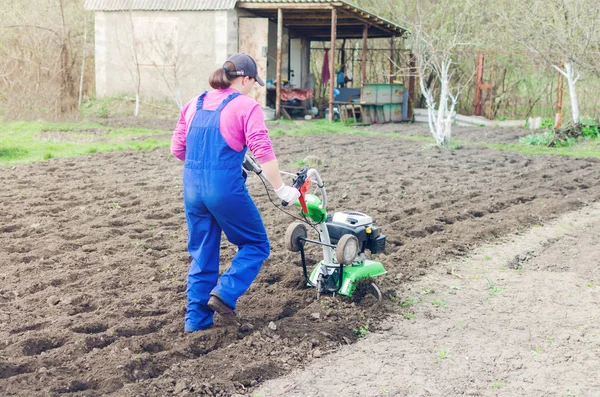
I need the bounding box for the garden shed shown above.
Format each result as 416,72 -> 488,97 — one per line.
84,0 -> 407,119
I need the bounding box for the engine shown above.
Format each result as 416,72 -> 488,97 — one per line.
325,211 -> 386,255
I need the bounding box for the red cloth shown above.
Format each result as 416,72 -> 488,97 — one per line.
280,88 -> 313,101
321,48 -> 330,84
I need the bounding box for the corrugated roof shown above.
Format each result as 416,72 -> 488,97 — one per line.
84,0 -> 406,38
237,0 -> 332,2
84,0 -> 238,11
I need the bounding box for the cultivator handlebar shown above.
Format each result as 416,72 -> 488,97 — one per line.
282,167 -> 310,214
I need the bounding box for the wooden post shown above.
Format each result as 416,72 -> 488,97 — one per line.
360,24 -> 368,97
276,8 -> 283,119
554,62 -> 565,129
408,52 -> 416,120
488,54 -> 495,118
473,52 -> 484,116
389,36 -> 395,84
328,7 -> 337,122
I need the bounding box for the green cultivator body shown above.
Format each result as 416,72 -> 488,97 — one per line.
308,259 -> 387,297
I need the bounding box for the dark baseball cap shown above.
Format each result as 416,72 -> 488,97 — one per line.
225,53 -> 265,87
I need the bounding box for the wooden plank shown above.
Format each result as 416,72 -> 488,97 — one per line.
473,53 -> 484,116
237,2 -> 339,10
282,20 -> 364,27
361,24 -> 368,90
408,53 -> 416,120
276,8 -> 283,119
281,106 -> 292,120
328,7 -> 337,122
336,7 -> 395,31
389,36 -> 395,84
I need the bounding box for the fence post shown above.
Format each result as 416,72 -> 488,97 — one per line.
554,62 -> 565,129
408,53 -> 416,120
473,53 -> 484,116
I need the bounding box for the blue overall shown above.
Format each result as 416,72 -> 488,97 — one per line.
183,91 -> 270,333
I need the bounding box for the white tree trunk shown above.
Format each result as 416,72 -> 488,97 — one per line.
418,59 -> 455,147
134,92 -> 140,117
553,62 -> 580,124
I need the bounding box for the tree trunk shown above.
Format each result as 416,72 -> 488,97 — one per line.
554,62 -> 580,124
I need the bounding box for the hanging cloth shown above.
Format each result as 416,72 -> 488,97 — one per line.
321,48 -> 330,84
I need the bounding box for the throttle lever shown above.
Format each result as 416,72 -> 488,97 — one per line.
282,167 -> 309,214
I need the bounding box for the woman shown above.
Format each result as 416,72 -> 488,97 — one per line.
171,53 -> 299,333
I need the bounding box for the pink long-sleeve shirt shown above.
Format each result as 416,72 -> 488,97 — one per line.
171,88 -> 276,164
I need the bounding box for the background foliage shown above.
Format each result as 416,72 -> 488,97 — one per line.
0,0 -> 599,121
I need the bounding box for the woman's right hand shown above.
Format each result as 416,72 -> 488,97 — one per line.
274,184 -> 300,205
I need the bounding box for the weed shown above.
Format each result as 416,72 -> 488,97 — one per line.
432,300 -> 447,308
434,347 -> 450,360
484,275 -> 502,295
402,312 -> 416,320
44,152 -> 54,160
421,289 -> 433,295
492,380 -> 504,389
95,103 -> 110,118
387,294 -> 399,303
352,320 -> 370,338
399,297 -> 417,308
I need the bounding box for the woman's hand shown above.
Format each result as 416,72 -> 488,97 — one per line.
274,184 -> 300,204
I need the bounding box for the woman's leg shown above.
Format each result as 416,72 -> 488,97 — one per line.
184,180 -> 222,332
208,190 -> 270,310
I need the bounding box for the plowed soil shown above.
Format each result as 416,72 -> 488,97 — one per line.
1,123 -> 599,396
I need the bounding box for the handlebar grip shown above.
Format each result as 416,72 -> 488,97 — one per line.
281,200 -> 289,207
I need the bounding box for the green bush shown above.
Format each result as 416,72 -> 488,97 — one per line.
540,117 -> 554,130
581,124 -> 599,139
519,131 -> 553,146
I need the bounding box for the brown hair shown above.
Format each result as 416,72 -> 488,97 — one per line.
209,61 -> 236,89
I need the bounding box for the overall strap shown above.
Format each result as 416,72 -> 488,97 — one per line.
215,92 -> 241,112
196,91 -> 209,111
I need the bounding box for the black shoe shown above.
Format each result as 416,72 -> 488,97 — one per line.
208,295 -> 238,324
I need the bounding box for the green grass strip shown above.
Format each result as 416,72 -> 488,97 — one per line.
2,119 -> 598,168
0,121 -> 171,166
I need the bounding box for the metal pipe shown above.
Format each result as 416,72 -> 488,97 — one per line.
300,237 -> 336,249
328,7 -> 337,122
276,8 -> 283,119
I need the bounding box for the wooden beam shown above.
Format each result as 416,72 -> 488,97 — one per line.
473,53 -> 484,116
238,2 -> 339,10
304,33 -> 392,40
336,6 -> 396,33
408,53 -> 416,120
280,20 -> 364,27
361,24 -> 368,88
281,106 -> 292,120
276,8 -> 283,119
328,7 -> 337,122
389,36 -> 395,84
